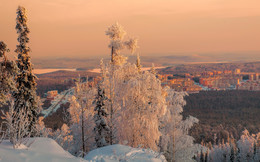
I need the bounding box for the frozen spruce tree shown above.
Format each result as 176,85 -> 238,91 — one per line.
0,41 -> 18,105
94,84 -> 110,148
13,6 -> 39,135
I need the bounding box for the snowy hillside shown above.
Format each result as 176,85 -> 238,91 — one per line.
0,138 -> 166,162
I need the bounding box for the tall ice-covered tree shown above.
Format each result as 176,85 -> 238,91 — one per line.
13,6 -> 39,134
104,23 -> 138,144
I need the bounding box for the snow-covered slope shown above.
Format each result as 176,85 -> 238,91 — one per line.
0,138 -> 86,162
0,138 -> 166,162
85,144 -> 166,162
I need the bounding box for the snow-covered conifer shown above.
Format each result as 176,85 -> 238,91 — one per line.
0,41 -> 17,105
94,84 -> 110,148
13,6 -> 39,135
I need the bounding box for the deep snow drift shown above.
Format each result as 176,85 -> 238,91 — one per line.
0,138 -> 85,162
0,138 -> 166,162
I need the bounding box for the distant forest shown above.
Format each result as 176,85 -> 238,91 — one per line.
183,90 -> 260,144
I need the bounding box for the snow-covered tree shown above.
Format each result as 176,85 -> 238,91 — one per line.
100,55 -> 200,160
0,41 -> 17,106
106,22 -> 126,63
117,67 -> 166,150
236,129 -> 259,161
159,88 -> 199,162
94,84 -> 110,148
104,23 -> 140,145
197,129 -> 260,162
35,116 -> 52,137
13,6 -> 39,135
67,79 -> 96,156
1,100 -> 30,148
106,22 -> 138,65
103,23 -> 201,161
52,123 -> 74,152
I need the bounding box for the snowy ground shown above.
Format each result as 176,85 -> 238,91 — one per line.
0,138 -> 166,162
85,144 -> 166,162
0,138 -> 85,162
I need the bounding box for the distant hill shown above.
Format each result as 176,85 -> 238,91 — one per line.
32,54 -> 260,69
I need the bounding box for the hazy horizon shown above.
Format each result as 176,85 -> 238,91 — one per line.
1,0 -> 260,59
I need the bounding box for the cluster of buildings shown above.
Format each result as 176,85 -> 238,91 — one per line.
237,73 -> 260,91
198,69 -> 260,90
158,74 -> 202,93
199,76 -> 241,90
46,90 -> 58,101
158,69 -> 260,92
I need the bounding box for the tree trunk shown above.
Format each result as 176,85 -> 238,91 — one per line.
81,105 -> 85,157
111,46 -> 114,63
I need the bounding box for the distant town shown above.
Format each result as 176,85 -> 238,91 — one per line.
158,69 -> 259,93
43,67 -> 260,104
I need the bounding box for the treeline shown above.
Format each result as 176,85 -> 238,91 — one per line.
183,90 -> 260,143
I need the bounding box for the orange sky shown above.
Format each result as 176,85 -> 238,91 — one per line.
1,0 -> 260,59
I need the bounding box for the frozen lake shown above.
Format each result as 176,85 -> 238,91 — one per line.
33,69 -> 77,74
